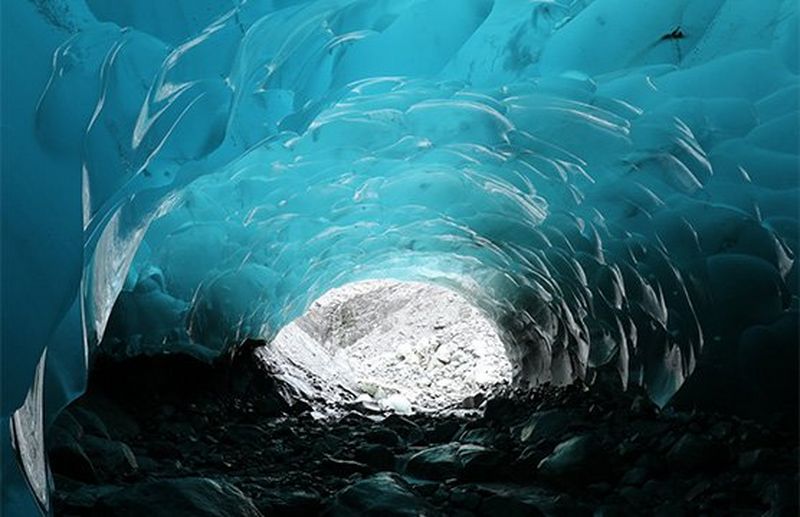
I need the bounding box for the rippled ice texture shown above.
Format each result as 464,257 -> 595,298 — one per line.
2,0 -> 798,512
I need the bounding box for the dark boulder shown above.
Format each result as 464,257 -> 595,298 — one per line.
48,432 -> 98,483
364,427 -> 402,447
355,444 -> 396,470
537,435 -> 606,483
80,435 -> 138,479
666,433 -> 727,472
477,486 -> 589,517
71,406 -> 111,439
95,477 -> 263,517
517,409 -> 578,444
457,427 -> 497,446
406,443 -> 503,481
323,473 -> 435,516
321,455 -> 371,475
427,420 -> 461,443
255,489 -> 321,516
56,484 -> 121,515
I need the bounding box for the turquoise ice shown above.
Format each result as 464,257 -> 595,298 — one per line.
2,0 -> 797,513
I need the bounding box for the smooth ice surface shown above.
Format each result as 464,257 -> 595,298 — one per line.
263,280 -> 511,413
2,0 -> 798,513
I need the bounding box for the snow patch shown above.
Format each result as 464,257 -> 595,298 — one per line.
262,280 -> 512,413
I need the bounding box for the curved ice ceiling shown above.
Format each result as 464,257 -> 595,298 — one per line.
1,0 -> 798,512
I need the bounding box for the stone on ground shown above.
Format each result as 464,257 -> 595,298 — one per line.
95,478 -> 263,517
323,473 -> 434,516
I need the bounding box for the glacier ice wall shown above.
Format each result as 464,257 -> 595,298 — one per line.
2,0 -> 798,513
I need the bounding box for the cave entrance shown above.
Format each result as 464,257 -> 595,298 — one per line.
262,279 -> 512,414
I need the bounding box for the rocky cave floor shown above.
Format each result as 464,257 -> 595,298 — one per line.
48,343 -> 798,516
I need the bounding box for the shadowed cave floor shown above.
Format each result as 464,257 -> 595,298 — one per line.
48,343 -> 798,516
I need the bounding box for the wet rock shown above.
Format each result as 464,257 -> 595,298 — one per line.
430,484 -> 449,504
71,406 -> 111,439
48,434 -> 98,483
513,445 -> 547,478
428,420 -> 461,443
619,486 -> 647,506
383,415 -> 425,444
483,397 -> 515,422
459,393 -> 486,409
58,484 -> 121,515
406,443 -> 462,480
762,477 -> 799,516
406,443 -> 499,481
52,410 -> 84,441
364,428 -> 402,447
146,438 -> 182,460
653,502 -> 687,517
51,474 -> 84,496
709,421 -> 734,440
537,435 -> 604,483
642,478 -> 665,501
98,403 -> 142,441
87,396 -> 141,440
630,395 -> 658,416
50,353 -> 799,517
685,479 -> 712,501
478,490 -> 551,517
707,491 -> 732,508
594,504 -> 627,517
159,421 -> 197,441
620,467 -> 649,487
666,433 -> 727,472
95,477 -> 262,516
323,472 -> 434,516
257,394 -> 293,416
450,486 -> 481,510
226,423 -> 268,443
588,483 -> 613,496
739,426 -> 772,449
256,489 -> 321,516
450,509 -> 477,517
355,444 -> 396,470
80,435 -> 138,478
615,435 -> 643,459
738,448 -> 780,471
135,455 -> 161,472
517,409 -> 576,444
634,452 -> 665,474
408,479 -> 439,497
457,427 -> 496,446
339,411 -> 375,427
460,446 -> 508,482
321,456 -> 370,475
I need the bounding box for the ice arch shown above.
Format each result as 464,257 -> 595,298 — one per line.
2,0 -> 798,513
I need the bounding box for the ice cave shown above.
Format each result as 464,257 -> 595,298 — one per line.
1,0 -> 798,515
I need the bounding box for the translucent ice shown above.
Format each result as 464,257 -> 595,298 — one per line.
2,0 -> 797,512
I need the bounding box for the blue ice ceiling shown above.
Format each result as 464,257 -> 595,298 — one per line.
2,0 -> 798,513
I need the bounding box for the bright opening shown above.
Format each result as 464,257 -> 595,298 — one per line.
261,279 -> 512,414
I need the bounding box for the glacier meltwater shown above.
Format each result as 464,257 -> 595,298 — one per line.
2,0 -> 798,513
